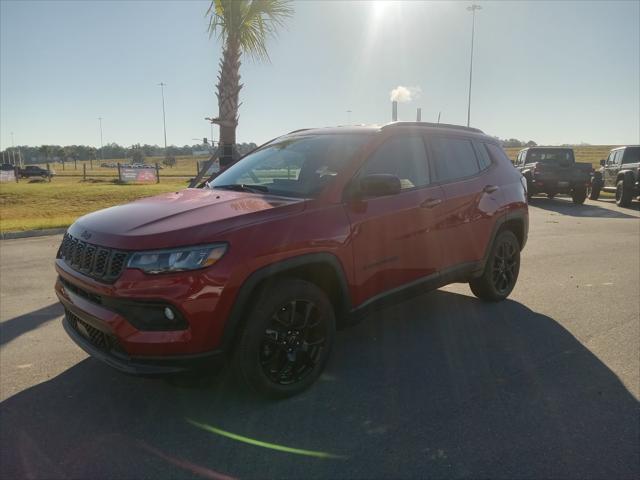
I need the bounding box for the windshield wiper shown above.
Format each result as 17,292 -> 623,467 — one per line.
212,184 -> 269,193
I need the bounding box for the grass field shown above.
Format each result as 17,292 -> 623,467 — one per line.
0,177 -> 187,232
0,145 -> 617,233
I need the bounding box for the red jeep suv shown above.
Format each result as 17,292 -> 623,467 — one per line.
55,122 -> 528,397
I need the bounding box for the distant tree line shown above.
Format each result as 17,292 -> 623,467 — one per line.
497,138 -> 538,148
0,142 -> 258,165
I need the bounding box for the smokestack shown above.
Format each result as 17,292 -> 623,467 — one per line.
416,108 -> 422,122
392,101 -> 398,122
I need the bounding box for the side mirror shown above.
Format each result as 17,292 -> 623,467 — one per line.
599,159 -> 606,166
359,174 -> 401,197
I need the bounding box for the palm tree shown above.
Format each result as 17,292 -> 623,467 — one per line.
206,0 -> 293,167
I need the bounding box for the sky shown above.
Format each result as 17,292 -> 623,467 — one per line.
1,0 -> 639,149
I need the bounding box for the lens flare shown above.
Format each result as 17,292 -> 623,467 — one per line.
187,419 -> 348,460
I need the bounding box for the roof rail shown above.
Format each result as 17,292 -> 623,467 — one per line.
382,121 -> 484,134
286,128 -> 312,135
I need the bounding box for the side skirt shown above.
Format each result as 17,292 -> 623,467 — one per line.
348,261 -> 481,323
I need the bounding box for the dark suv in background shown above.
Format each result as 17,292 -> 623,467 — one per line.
55,122 -> 528,397
590,146 -> 640,207
514,147 -> 592,204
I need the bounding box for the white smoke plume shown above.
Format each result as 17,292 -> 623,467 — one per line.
390,85 -> 422,103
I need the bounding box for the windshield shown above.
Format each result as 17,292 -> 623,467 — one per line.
208,134 -> 370,198
622,146 -> 640,164
526,149 -> 575,163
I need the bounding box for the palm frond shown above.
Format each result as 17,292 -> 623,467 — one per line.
207,0 -> 293,61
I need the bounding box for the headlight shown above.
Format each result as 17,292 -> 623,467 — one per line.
127,244 -> 227,274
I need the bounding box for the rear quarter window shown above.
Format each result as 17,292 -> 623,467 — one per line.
484,143 -> 511,165
473,141 -> 492,170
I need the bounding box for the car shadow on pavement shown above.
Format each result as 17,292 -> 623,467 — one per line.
529,196 -> 639,218
0,303 -> 64,347
1,290 -> 638,479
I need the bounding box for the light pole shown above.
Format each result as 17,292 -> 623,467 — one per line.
466,4 -> 482,127
98,117 -> 104,160
346,110 -> 352,125
158,82 -> 168,158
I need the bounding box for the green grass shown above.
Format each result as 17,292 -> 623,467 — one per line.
0,177 -> 187,232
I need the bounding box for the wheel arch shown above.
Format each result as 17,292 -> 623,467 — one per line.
475,211 -> 527,278
220,253 -> 351,352
617,170 -> 636,185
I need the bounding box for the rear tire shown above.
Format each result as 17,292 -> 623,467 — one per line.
589,184 -> 601,200
470,230 -> 520,302
571,187 -> 587,205
615,180 -> 632,207
232,279 -> 336,398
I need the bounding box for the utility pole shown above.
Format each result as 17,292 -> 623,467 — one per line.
466,4 -> 482,127
158,82 -> 168,158
98,117 -> 104,160
346,110 -> 352,125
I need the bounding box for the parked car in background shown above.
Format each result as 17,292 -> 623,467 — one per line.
55,122 -> 528,397
18,165 -> 53,178
590,146 -> 640,207
514,147 -> 592,204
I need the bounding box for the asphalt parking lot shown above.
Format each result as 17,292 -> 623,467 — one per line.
1,197 -> 638,479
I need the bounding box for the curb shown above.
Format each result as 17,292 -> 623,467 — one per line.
0,227 -> 67,240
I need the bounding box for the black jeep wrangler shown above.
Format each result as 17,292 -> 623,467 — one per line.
514,147 -> 592,204
590,146 -> 640,207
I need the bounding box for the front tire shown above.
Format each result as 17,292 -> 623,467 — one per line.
571,186 -> 587,205
615,180 -> 632,207
232,279 -> 336,398
589,184 -> 601,200
470,230 -> 520,302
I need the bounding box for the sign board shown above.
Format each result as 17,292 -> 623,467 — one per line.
120,167 -> 157,183
0,169 -> 16,183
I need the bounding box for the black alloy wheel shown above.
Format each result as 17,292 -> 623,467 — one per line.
232,279 -> 336,398
259,299 -> 327,386
491,240 -> 519,295
469,230 -> 520,302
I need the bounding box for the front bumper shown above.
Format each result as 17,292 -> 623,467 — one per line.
62,303 -> 224,375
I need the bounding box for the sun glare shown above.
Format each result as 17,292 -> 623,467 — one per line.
372,0 -> 390,20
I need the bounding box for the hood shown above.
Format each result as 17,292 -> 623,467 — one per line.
68,188 -> 305,250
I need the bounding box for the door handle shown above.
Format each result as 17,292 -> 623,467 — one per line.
421,197 -> 443,209
483,185 -> 499,194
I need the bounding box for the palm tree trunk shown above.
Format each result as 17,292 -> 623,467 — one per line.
216,35 -> 242,168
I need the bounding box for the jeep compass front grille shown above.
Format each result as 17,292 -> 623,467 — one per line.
58,233 -> 129,283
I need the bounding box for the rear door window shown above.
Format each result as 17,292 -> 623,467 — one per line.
428,136 -> 480,182
360,136 -> 430,190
